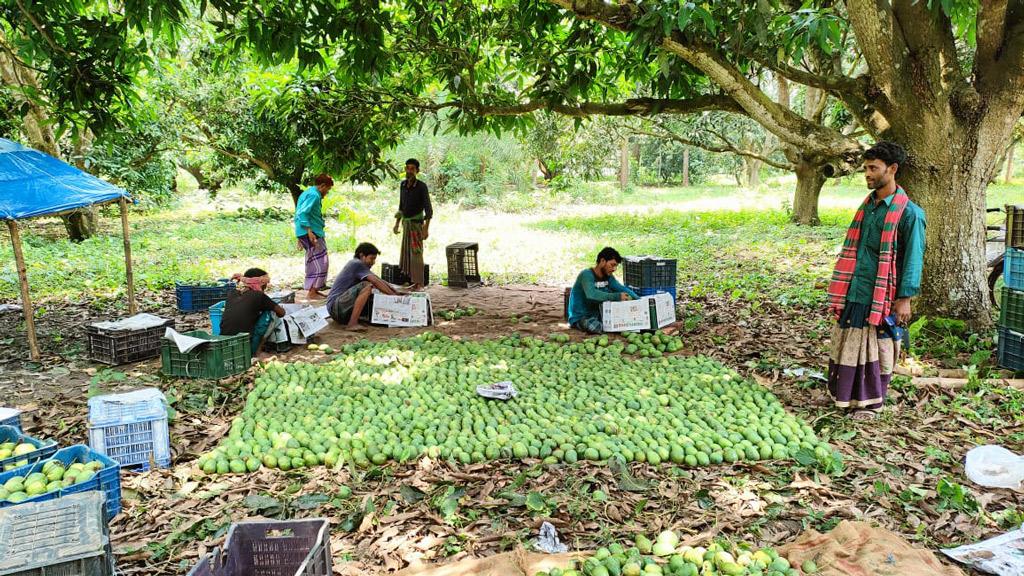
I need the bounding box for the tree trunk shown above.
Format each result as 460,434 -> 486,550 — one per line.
537,158 -> 554,180
743,158 -> 762,188
289,182 -> 304,206
1006,142 -> 1016,183
182,163 -> 223,196
682,148 -> 690,187
63,210 -> 97,242
618,139 -> 629,189
791,159 -> 827,226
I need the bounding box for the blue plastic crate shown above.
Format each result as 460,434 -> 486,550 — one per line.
87,389 -> 170,471
0,407 -> 21,432
631,286 -> 678,304
176,280 -> 233,313
209,301 -> 226,336
0,425 -> 57,473
1006,248 -> 1024,291
0,445 -> 122,522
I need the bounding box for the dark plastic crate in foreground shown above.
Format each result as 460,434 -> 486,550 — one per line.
176,280 -> 233,312
445,242 -> 480,288
161,331 -> 251,379
1000,287 -> 1024,333
998,328 -> 1024,372
1007,204 -> 1024,249
623,256 -> 677,290
188,519 -> 332,576
86,318 -> 174,365
0,492 -> 113,576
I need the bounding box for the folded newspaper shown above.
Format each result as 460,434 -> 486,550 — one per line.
476,381 -> 517,400
163,327 -> 210,353
91,313 -> 169,331
943,526 -> 1024,575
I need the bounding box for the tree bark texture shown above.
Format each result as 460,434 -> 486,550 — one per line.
619,139 -> 630,189
682,148 -> 690,187
792,158 -> 827,226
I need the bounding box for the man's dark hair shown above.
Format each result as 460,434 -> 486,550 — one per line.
355,242 -> 380,258
243,267 -> 268,278
405,158 -> 420,170
596,247 -> 623,264
863,142 -> 907,173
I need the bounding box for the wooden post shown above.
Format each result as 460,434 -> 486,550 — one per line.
7,220 -> 40,361
682,148 -> 691,187
119,197 -> 137,314
618,139 -> 630,189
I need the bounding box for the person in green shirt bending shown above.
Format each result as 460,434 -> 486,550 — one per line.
568,247 -> 639,333
826,141 -> 926,420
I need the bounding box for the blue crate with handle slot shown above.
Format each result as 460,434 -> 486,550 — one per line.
0,491 -> 114,576
998,327 -> 1024,372
175,280 -> 233,313
1006,247 -> 1024,291
631,286 -> 678,304
0,407 -> 21,432
0,426 -> 57,473
87,388 -> 170,471
0,445 -> 121,522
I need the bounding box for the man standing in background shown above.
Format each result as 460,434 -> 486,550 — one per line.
393,158 -> 432,290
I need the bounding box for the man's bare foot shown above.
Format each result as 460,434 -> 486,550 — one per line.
306,290 -> 326,300
410,284 -> 424,292
343,324 -> 367,332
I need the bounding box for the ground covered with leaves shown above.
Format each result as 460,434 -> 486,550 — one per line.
0,183 -> 1020,575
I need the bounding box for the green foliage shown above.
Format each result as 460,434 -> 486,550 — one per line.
935,477 -> 979,515
908,316 -> 995,367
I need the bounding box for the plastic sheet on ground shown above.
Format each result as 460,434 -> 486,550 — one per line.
393,549 -> 584,576
476,381 -> 518,401
942,526 -> 1024,576
90,313 -> 169,331
965,445 -> 1024,490
779,520 -> 965,576
533,521 -> 568,554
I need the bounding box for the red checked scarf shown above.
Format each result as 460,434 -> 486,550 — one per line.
827,188 -> 910,326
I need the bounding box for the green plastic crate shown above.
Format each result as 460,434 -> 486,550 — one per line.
1000,287 -> 1024,333
160,331 -> 251,379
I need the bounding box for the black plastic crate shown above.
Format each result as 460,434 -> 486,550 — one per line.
446,242 -> 480,288
1000,287 -> 1024,333
1007,204 -> 1024,249
381,263 -> 429,286
86,318 -> 174,365
188,519 -> 332,576
998,328 -> 1024,372
623,256 -> 677,290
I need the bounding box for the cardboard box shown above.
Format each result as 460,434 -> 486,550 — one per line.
600,293 -> 675,332
370,291 -> 433,327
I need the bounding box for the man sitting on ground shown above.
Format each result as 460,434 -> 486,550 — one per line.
568,247 -> 638,333
326,242 -> 402,330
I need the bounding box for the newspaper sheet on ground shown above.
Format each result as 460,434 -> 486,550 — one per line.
942,526 -> 1024,576
371,291 -> 433,327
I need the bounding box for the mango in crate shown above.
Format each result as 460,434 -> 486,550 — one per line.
2,458 -> 106,503
0,441 -> 37,461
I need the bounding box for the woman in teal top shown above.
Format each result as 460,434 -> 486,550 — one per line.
294,173 -> 334,299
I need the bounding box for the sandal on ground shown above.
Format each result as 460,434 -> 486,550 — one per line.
850,409 -> 880,421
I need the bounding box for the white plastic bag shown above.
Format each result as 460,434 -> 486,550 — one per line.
533,521 -> 568,554
964,445 -> 1024,490
476,381 -> 517,401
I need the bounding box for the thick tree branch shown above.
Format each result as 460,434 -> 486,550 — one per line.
892,1 -> 964,94
984,5 -> 1024,96
633,126 -> 793,171
752,55 -> 863,96
845,0 -> 912,117
431,95 -> 743,117
182,132 -> 276,180
977,0 -> 1010,72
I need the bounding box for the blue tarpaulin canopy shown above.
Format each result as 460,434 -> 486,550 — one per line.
0,138 -> 129,220
1,138 -> 136,361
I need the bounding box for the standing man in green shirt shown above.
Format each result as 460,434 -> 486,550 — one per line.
826,142 -> 926,420
568,247 -> 639,333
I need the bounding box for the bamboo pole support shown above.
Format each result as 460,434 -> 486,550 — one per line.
7,220 -> 40,360
119,197 -> 137,314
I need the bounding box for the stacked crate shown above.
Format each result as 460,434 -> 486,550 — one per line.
0,492 -> 115,576
623,256 -> 678,304
998,205 -> 1024,372
87,388 -> 171,471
